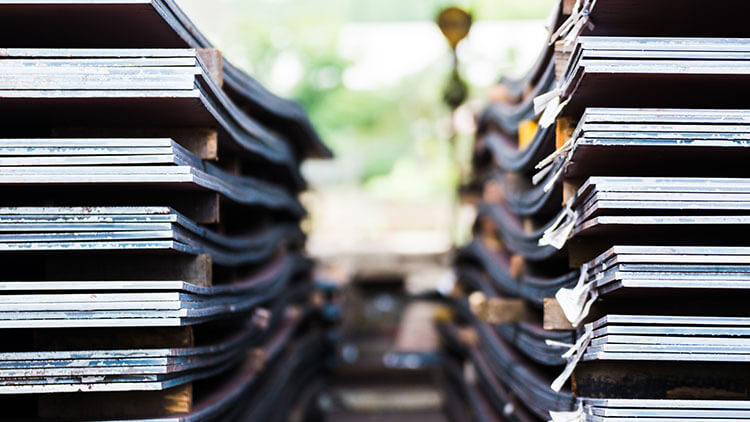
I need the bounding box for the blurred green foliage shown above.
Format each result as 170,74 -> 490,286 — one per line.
180,0 -> 552,201
226,0 -> 553,22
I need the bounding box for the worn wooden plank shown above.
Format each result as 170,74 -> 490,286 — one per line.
509,254 -> 524,279
37,384 -> 193,419
554,40 -> 571,82
482,179 -> 503,203
543,297 -> 575,330
523,217 -> 536,234
563,179 -> 584,205
469,292 -> 534,324
562,0 -> 577,15
555,116 -> 575,150
35,325 -> 195,419
197,48 -> 223,88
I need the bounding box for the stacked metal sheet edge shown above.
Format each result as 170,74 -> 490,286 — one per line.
0,1 -> 337,421
443,0 -> 750,421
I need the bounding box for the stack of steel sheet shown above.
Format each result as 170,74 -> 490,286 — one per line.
540,1 -> 750,420
0,1 -> 337,421
0,49 -> 302,177
536,177 -> 750,256
582,315 -> 750,363
0,207 -> 302,262
580,399 -> 750,421
438,4 -> 582,420
0,0 -> 331,161
544,37 -> 750,124
443,1 -> 750,421
577,245 -> 750,298
561,315 -> 750,402
540,108 -> 750,179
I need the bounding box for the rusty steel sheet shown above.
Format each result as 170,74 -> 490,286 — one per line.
477,61 -> 555,138
475,202 -> 564,261
559,0 -> 750,39
485,166 -> 562,217
0,253 -> 307,328
581,398 -> 750,421
0,138 -> 304,216
0,49 -> 303,185
235,329 -> 336,421
568,245 -> 750,301
0,166 -> 303,216
457,339 -> 541,422
0,307 -> 301,395
0,207 -> 303,266
455,242 -> 577,305
0,3 -> 330,160
540,177 -> 750,249
454,260 -> 575,366
579,315 -> 750,363
536,108 -> 750,181
547,37 -> 750,122
441,301 -> 576,419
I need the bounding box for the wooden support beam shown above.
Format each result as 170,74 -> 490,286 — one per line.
38,385 -> 193,419
509,254 -> 524,279
197,48 -> 224,88
469,292 -> 535,324
479,233 -> 502,252
485,297 -> 534,324
563,0 -> 577,15
482,179 -> 503,203
173,191 -> 220,225
522,82 -> 534,100
173,128 -> 218,160
555,116 -> 575,150
35,326 -> 195,419
478,216 -> 503,251
543,297 -> 575,330
487,83 -> 513,103
554,40 -> 571,82
523,217 -> 536,234
456,326 -> 479,347
433,305 -> 455,323
545,296 -> 607,329
563,179 -> 584,204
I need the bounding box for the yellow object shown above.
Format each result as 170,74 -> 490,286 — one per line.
518,119 -> 538,150
436,7 -> 472,50
433,305 -> 454,322
555,117 -> 575,150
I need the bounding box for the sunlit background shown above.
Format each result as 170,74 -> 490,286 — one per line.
176,0 -> 554,263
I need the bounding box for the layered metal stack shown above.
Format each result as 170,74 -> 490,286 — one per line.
0,1 -> 336,421
441,0 -> 750,420
437,2 -> 578,420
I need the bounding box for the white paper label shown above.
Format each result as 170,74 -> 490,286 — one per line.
549,403 -> 583,422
